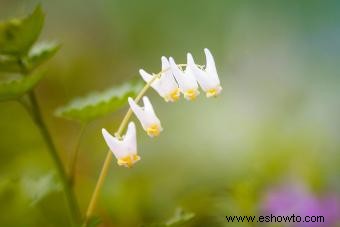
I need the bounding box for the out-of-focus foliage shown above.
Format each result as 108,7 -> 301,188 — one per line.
25,42 -> 60,72
0,0 -> 340,227
0,5 -> 59,102
0,42 -> 59,73
21,172 -> 62,206
0,70 -> 45,101
0,55 -> 21,72
55,81 -> 143,122
165,208 -> 195,226
0,5 -> 44,56
87,217 -> 102,227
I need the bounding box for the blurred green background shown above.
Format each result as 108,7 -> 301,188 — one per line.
0,0 -> 339,226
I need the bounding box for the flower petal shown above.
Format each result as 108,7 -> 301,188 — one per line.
187,53 -> 211,91
139,69 -> 161,93
123,121 -> 137,155
129,96 -> 162,136
139,58 -> 179,102
169,57 -> 200,100
204,48 -> 220,83
142,96 -> 156,116
139,69 -> 153,83
160,56 -> 179,95
128,97 -> 144,121
169,57 -> 188,91
102,128 -> 119,150
128,97 -> 152,129
102,128 -> 124,158
142,96 -> 162,130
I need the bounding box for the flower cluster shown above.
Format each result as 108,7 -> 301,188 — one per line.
102,48 -> 222,167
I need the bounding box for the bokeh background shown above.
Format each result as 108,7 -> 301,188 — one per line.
0,0 -> 339,226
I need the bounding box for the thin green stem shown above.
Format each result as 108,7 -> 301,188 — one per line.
18,96 -> 33,118
28,91 -> 81,226
83,72 -> 161,226
18,57 -> 81,226
83,63 -> 203,226
69,123 -> 87,186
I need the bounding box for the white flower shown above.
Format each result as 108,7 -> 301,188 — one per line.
139,57 -> 180,102
169,57 -> 200,101
102,122 -> 140,168
128,96 -> 163,137
187,48 -> 222,97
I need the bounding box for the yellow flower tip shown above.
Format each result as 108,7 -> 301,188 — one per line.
117,154 -> 140,168
146,124 -> 161,137
184,89 -> 199,101
164,88 -> 180,102
206,86 -> 222,98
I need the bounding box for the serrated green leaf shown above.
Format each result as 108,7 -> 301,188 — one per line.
26,42 -> 60,70
55,81 -> 143,122
0,5 -> 44,55
0,42 -> 60,73
0,70 -> 45,101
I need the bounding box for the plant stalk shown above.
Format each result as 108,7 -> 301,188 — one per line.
83,72 -> 160,226
28,90 -> 81,226
69,123 -> 87,186
19,57 -> 81,226
83,64 -> 198,226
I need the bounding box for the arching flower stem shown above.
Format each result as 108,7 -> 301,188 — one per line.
83,64 -> 198,226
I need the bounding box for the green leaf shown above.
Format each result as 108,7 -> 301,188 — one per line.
26,42 -> 60,70
55,81 -> 143,122
0,42 -> 60,73
165,208 -> 195,226
0,5 -> 44,55
0,55 -> 21,72
0,70 -> 45,101
21,172 -> 62,206
86,216 -> 101,227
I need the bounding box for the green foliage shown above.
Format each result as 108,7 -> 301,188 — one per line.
55,81 -> 143,122
0,5 -> 59,101
141,208 -> 195,227
165,208 -> 195,226
25,42 -> 60,71
0,70 -> 45,101
0,55 -> 21,72
0,169 -> 69,226
87,216 -> 101,227
0,5 -> 44,56
0,42 -> 60,73
21,172 -> 62,206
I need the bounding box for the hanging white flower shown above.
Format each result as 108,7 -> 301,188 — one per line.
187,48 -> 222,97
102,122 -> 140,168
128,96 -> 162,137
139,57 -> 180,102
169,57 -> 200,100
